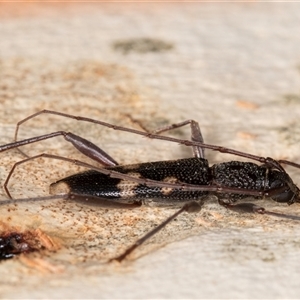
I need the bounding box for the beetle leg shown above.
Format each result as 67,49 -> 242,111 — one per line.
110,200 -> 203,262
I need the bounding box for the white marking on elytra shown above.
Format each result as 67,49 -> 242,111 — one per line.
50,181 -> 70,195
117,172 -> 142,197
161,177 -> 178,196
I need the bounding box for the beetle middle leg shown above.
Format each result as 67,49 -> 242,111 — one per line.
127,116 -> 205,159
151,119 -> 205,159
110,200 -> 203,262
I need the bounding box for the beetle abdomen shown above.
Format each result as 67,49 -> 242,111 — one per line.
50,158 -> 210,204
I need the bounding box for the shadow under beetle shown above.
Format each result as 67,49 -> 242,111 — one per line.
0,110 -> 300,261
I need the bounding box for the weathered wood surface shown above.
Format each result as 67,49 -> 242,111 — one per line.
0,3 -> 300,298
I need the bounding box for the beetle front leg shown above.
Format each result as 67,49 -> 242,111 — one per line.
218,199 -> 300,221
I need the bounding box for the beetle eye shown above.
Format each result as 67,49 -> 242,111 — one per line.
270,180 -> 294,203
271,190 -> 294,203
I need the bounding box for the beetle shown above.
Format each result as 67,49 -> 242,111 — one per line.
0,110 -> 300,261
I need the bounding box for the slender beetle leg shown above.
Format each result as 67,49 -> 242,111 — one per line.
151,119 -> 205,159
110,201 -> 203,262
125,116 -> 205,158
0,109 -> 300,262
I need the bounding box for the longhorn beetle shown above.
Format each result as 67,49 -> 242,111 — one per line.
0,110 -> 300,261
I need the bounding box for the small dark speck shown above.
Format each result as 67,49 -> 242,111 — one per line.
283,94 -> 300,104
112,38 -> 174,54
